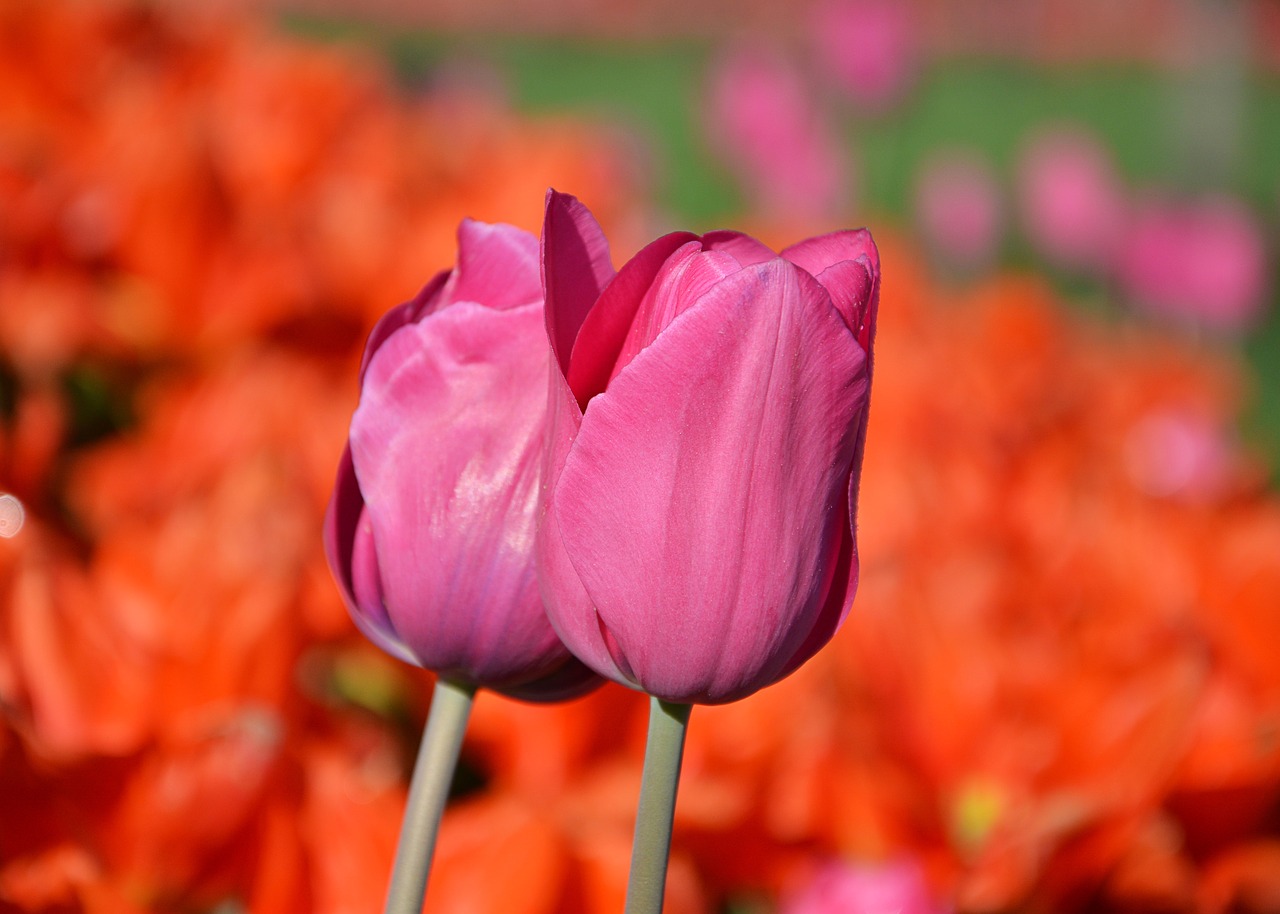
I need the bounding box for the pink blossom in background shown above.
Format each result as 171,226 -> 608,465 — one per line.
810,0 -> 919,112
1016,126 -> 1126,275
705,44 -> 851,221
1124,407 -> 1235,502
914,150 -> 1003,271
1118,195 -> 1270,333
780,858 -> 949,914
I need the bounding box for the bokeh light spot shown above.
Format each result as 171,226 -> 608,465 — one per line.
0,494 -> 26,538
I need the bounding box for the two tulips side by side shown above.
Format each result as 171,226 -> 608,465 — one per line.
324,190 -> 881,914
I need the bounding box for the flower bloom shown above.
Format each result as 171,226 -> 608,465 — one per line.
536,191 -> 879,705
1118,194 -> 1270,333
324,220 -> 599,701
780,859 -> 949,914
914,149 -> 1003,270
704,43 -> 851,222
1016,126 -> 1126,274
810,0 -> 920,112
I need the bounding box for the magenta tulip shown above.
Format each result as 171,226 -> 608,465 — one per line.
537,191 -> 879,705
324,219 -> 599,702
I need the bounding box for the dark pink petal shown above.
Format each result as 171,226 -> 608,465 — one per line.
548,260 -> 868,704
440,219 -> 541,311
351,302 -> 573,687
566,231 -> 698,406
541,189 -> 615,375
322,445 -> 362,607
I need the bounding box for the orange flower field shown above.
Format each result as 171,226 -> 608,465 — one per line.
2,2 -> 1278,912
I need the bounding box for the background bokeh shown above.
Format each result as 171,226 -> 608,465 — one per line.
1,0 -> 1278,911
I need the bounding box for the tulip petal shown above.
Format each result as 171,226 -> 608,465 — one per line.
538,357 -> 631,687
536,479 -> 631,686
351,301 -> 571,687
542,190 -> 615,376
550,260 -> 869,703
781,227 -> 879,278
567,231 -> 698,406
609,246 -> 742,384
358,271 -> 448,382
348,506 -> 418,665
812,258 -> 873,336
702,230 -> 778,266
321,445 -> 364,611
322,448 -> 416,664
785,231 -> 879,343
442,220 -> 541,312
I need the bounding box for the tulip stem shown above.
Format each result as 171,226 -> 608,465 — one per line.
625,697 -> 693,914
384,676 -> 476,914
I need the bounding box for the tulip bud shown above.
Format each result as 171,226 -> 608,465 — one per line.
324,220 -> 599,702
537,191 -> 879,705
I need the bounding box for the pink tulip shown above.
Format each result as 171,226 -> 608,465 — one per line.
1017,127 -> 1126,274
536,190 -> 878,705
1124,407 -> 1234,501
914,150 -> 1003,271
811,0 -> 920,112
324,220 -> 599,701
780,858 -> 949,914
1118,194 -> 1270,333
705,44 -> 851,221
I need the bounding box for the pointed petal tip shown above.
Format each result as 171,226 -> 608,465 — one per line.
541,189 -> 616,374
782,227 -> 880,279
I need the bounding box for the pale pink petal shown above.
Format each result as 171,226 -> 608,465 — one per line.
358,271 -> 448,381
441,219 -> 541,311
351,301 -> 571,687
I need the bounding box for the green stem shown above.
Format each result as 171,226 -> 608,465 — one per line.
384,677 -> 476,914
625,698 -> 693,914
